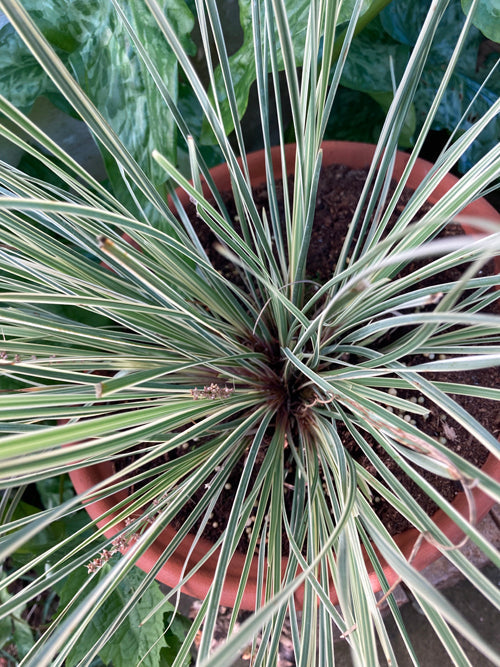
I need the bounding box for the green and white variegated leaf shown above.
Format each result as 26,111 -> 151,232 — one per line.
0,19 -> 58,111
68,0 -> 193,197
0,0 -> 194,195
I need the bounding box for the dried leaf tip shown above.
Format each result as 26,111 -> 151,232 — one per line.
97,235 -> 113,248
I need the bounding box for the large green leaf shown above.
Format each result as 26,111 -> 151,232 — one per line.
336,17 -> 415,146
0,0 -> 194,193
324,87 -> 387,143
340,16 -> 411,93
462,0 -> 500,41
323,0 -> 500,166
413,69 -> 500,172
0,0 -> 85,112
325,86 -> 415,148
70,0 -> 193,192
129,0 -> 195,178
0,0 -> 100,114
58,567 -> 169,667
380,0 -> 481,69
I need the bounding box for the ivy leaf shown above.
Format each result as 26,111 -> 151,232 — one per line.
58,566 -> 170,667
0,613 -> 35,660
462,0 -> 500,42
8,500 -> 95,571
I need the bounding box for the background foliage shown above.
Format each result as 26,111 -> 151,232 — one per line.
1,0 -> 498,178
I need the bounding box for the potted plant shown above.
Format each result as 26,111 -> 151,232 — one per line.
69,139 -> 500,611
0,0 -> 499,666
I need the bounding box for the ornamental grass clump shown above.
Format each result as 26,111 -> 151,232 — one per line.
0,0 -> 499,665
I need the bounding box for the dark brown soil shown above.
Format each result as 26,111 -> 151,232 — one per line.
115,162 -> 499,552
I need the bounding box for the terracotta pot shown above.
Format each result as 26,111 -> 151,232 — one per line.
70,141 -> 500,609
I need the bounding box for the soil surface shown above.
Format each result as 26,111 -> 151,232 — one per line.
115,162 -> 499,552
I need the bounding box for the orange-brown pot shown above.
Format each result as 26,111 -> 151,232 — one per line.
70,141 -> 500,609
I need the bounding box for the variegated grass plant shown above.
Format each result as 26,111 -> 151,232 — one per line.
0,0 -> 499,665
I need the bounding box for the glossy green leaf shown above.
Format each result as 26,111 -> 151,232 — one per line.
340,17 -> 411,93
324,88 -> 387,143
